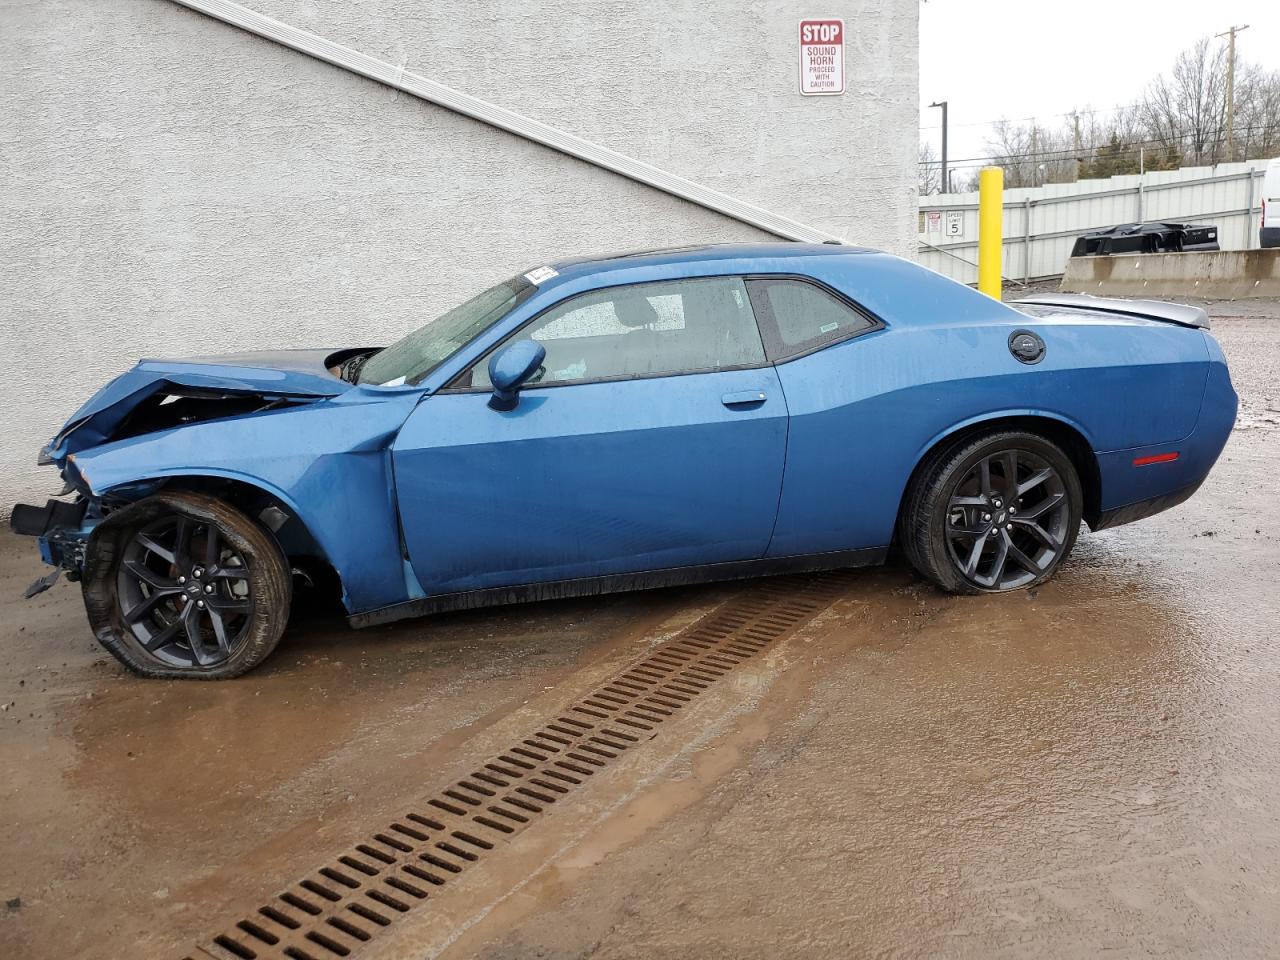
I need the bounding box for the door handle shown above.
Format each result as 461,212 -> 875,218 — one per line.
722,389 -> 768,407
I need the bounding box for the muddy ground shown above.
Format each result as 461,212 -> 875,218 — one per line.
2,301 -> 1279,959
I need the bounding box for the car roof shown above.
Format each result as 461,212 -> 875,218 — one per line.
546,242 -> 880,279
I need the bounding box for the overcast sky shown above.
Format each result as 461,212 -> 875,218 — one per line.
920,0 -> 1280,171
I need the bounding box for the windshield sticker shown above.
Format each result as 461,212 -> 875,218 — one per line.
524,266 -> 559,285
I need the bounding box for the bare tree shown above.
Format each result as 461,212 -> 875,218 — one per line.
1080,104 -> 1145,162
1141,37 -> 1228,164
918,140 -> 941,195
1234,62 -> 1280,160
950,169 -> 981,193
984,119 -> 1078,188
1076,103 -> 1177,178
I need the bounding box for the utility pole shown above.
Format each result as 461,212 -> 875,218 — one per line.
1030,120 -> 1038,186
1215,24 -> 1250,162
929,100 -> 948,194
1072,111 -> 1082,182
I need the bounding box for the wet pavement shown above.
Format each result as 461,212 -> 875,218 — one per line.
2,302 -> 1279,959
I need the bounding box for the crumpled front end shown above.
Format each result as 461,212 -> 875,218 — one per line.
11,428 -> 120,595
48,348 -> 352,461
11,349 -> 358,597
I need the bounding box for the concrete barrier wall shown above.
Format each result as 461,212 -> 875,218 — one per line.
1061,250 -> 1280,299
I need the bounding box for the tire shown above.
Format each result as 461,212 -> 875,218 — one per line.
82,491 -> 291,679
899,430 -> 1083,594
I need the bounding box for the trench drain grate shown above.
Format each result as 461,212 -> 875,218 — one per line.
194,573 -> 847,959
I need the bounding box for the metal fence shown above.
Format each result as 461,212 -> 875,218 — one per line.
917,159 -> 1273,286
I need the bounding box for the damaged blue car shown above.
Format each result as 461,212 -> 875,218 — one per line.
12,243 -> 1237,679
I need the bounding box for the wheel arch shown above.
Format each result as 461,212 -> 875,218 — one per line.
896,413 -> 1102,535
96,471 -> 344,602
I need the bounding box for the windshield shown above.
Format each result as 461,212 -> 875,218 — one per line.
358,275 -> 534,385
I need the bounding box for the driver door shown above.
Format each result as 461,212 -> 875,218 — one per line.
391,276 -> 788,595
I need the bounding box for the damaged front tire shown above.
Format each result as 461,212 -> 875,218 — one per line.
82,492 -> 291,679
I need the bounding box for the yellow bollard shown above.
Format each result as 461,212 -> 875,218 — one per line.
978,166 -> 1003,300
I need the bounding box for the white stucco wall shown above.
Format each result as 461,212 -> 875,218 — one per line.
0,0 -> 918,510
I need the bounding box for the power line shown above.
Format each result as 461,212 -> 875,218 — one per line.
918,100 -> 1150,134
920,123 -> 1275,168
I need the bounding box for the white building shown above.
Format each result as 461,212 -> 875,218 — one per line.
0,0 -> 919,508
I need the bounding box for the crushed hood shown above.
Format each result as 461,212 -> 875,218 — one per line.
50,349 -> 353,458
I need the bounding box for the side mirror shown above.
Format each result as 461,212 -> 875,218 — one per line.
487,340 -> 546,411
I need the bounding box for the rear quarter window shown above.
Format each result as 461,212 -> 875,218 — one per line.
746,278 -> 879,361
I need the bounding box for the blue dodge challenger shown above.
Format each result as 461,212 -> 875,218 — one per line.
12,243 -> 1236,679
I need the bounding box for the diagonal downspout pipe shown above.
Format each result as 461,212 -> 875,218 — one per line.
168,0 -> 843,243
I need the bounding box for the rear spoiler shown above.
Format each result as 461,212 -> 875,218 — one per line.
1012,293 -> 1209,330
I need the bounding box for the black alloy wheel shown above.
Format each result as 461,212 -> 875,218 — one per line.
116,514 -> 253,668
900,430 -> 1083,595
83,492 -> 291,679
943,448 -> 1071,590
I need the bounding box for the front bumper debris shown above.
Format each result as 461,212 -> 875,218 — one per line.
24,569 -> 61,598
10,499 -> 92,596
10,499 -> 88,537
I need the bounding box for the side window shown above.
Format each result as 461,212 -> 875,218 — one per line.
470,277 -> 766,388
747,278 -> 876,361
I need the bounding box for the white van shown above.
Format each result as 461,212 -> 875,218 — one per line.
1263,158 -> 1280,249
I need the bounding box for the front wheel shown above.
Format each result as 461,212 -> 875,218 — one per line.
83,492 -> 291,679
899,431 -> 1083,594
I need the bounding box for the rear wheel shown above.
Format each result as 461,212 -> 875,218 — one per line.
900,431 -> 1082,594
83,492 -> 291,679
